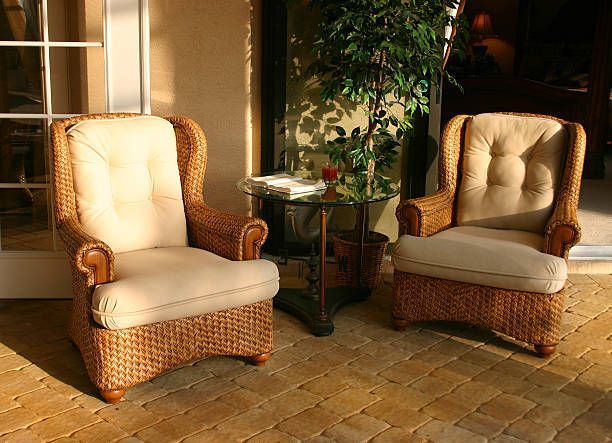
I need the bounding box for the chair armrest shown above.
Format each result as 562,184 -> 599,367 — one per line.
543,201 -> 581,259
396,189 -> 456,237
58,218 -> 114,285
186,203 -> 268,261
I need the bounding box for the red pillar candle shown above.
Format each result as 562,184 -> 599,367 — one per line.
322,162 -> 338,184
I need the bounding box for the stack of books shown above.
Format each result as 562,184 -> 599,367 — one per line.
248,173 -> 326,195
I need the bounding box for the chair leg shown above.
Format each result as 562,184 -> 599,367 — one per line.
392,315 -> 409,331
248,352 -> 271,367
100,389 -> 125,404
534,344 -> 556,358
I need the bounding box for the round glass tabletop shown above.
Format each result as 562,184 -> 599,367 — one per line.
237,171 -> 400,206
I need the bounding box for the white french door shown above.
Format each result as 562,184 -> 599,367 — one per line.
0,0 -> 150,298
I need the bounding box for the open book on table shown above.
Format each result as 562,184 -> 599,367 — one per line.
247,173 -> 326,195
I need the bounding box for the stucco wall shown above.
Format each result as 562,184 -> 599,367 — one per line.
149,0 -> 259,215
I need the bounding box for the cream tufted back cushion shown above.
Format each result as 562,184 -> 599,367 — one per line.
456,114 -> 567,233
67,116 -> 188,253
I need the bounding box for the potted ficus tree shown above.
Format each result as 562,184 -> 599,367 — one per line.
308,0 -> 462,287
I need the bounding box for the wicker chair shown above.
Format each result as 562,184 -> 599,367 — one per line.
392,113 -> 586,356
51,114 -> 278,403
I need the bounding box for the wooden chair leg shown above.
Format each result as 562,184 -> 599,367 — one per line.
100,389 -> 125,404
248,352 -> 271,367
534,345 -> 556,358
392,315 -> 409,331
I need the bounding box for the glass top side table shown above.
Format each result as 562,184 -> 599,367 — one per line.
237,171 -> 400,336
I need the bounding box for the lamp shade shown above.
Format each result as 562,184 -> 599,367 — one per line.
470,11 -> 495,38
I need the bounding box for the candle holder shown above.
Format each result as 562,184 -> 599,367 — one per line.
322,162 -> 338,186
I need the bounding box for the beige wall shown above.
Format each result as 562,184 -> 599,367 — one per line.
149,0 -> 259,215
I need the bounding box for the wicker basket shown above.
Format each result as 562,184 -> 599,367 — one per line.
333,231 -> 389,289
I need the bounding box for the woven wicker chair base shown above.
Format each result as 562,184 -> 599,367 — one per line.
392,271 -> 563,356
70,294 -> 273,396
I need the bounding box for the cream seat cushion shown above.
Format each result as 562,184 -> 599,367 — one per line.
67,116 -> 188,253
392,226 -> 567,294
92,247 -> 279,330
457,113 -> 567,233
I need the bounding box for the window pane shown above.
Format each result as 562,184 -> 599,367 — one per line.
48,0 -> 103,42
0,0 -> 41,41
0,47 -> 44,113
0,189 -> 53,251
0,119 -> 47,184
50,47 -> 105,114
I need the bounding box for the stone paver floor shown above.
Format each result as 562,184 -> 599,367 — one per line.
0,273 -> 610,442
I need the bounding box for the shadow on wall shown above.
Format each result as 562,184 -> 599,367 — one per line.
148,0 -> 255,215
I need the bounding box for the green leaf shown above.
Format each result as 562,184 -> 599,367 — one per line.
335,126 -> 346,136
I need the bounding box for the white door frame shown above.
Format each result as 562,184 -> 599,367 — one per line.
0,0 -> 151,298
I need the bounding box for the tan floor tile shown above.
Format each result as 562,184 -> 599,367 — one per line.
261,389 -> 322,419
122,382 -> 169,406
292,337 -> 337,357
573,411 -> 612,437
274,360 -> 330,385
581,349 -> 612,367
329,331 -> 371,349
524,387 -> 591,416
143,387 -> 210,417
0,355 -> 31,374
409,375 -> 456,398
0,370 -> 45,397
302,375 -> 349,398
505,418 -> 556,443
348,355 -> 394,373
191,377 -> 239,398
457,411 -> 506,438
0,429 -> 44,442
319,388 -> 379,417
410,350 -> 455,366
379,360 -> 433,385
473,370 -> 535,396
492,359 -> 537,379
0,407 -> 39,434
247,428 -> 299,442
198,356 -> 253,379
215,408 -> 281,440
560,380 -> 605,403
416,419 -> 487,443
185,400 -> 238,428
554,424 -> 608,443
29,407 -> 99,440
16,387 -> 76,419
421,393 -> 477,423
325,366 -> 386,390
0,393 -> 19,414
234,372 -> 294,397
577,363 -> 612,390
277,407 -> 342,440
478,394 -> 536,423
136,413 -> 205,442
150,364 -> 213,391
374,383 -> 433,410
97,402 -> 161,434
452,380 -> 501,404
218,387 -> 266,412
525,405 -> 576,429
365,399 -> 431,431
71,421 -> 127,443
432,359 -> 484,383
323,414 -> 389,442
525,368 -> 572,389
372,427 -> 428,443
0,278 -> 606,441
183,429 -> 237,442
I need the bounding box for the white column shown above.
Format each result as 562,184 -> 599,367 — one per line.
104,0 -> 151,113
